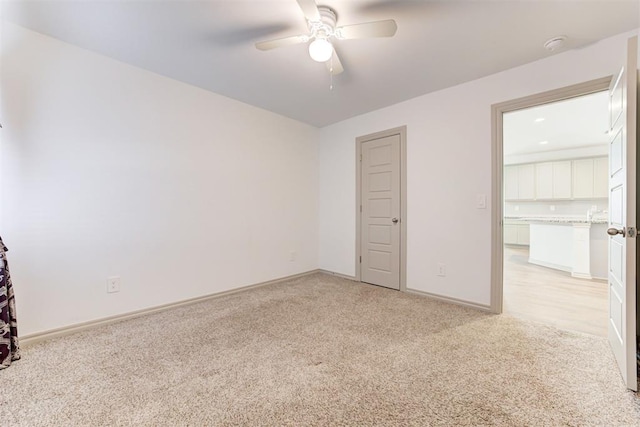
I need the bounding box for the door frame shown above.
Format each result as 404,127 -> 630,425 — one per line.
355,125 -> 407,291
490,77 -> 612,313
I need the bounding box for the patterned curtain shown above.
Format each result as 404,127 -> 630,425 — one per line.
0,237 -> 20,369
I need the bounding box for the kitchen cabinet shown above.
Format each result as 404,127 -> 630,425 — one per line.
593,157 -> 608,198
506,157 -> 606,201
572,158 -> 594,198
504,220 -> 529,245
518,164 -> 535,200
572,157 -> 608,199
504,166 -> 519,200
535,162 -> 553,199
552,161 -> 572,199
534,161 -> 571,200
504,164 -> 535,201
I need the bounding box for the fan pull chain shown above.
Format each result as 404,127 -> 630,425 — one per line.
329,56 -> 334,90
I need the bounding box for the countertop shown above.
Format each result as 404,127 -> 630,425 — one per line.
505,216 -> 608,225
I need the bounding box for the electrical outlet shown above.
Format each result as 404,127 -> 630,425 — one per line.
514,205 -> 520,211
437,263 -> 446,277
549,205 -> 556,211
289,251 -> 297,262
107,276 -> 120,293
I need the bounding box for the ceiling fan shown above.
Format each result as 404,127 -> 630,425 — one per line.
255,0 -> 398,75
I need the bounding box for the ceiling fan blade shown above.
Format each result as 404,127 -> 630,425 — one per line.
255,34 -> 308,51
326,50 -> 344,75
336,19 -> 398,39
296,0 -> 320,22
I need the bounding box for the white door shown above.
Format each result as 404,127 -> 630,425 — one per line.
607,36 -> 637,391
360,134 -> 401,290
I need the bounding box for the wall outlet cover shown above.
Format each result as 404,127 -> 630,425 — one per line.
107,276 -> 121,293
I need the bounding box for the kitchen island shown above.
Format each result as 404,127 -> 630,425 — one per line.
506,216 -> 608,280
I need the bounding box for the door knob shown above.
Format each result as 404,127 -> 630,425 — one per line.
392,217 -> 399,224
607,227 -> 625,236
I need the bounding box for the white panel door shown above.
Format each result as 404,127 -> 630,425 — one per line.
607,36 -> 637,391
361,134 -> 401,290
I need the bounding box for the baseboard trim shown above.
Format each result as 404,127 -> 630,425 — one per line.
405,288 -> 492,312
317,269 -> 357,281
318,270 -> 491,313
20,269 -> 320,347
528,258 -> 572,273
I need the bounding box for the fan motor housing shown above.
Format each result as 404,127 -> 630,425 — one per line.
317,6 -> 337,28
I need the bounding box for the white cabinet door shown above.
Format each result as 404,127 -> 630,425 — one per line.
552,161 -> 572,199
573,158 -> 595,199
594,156 -> 609,198
535,162 -> 553,199
504,166 -> 519,200
518,164 -> 535,200
504,224 -> 518,244
517,224 -> 530,245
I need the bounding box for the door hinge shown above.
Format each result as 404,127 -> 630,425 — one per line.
359,256 -> 362,263
360,205 -> 362,212
360,154 -> 362,162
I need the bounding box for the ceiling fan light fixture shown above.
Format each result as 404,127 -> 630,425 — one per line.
308,38 -> 333,62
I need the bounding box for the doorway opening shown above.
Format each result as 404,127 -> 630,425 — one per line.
501,91 -> 609,337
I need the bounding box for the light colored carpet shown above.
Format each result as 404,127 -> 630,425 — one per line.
1,273 -> 639,426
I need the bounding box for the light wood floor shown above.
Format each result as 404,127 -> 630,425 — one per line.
503,246 -> 608,337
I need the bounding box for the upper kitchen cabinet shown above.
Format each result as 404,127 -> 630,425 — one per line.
593,157 -> 609,198
572,157 -> 608,199
534,161 -> 571,200
535,162 -> 554,199
518,164 -> 535,200
552,161 -> 572,199
504,164 -> 535,200
505,166 -> 519,200
506,157 -> 606,201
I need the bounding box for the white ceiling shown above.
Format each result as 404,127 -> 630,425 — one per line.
2,0 -> 639,127
503,91 -> 609,157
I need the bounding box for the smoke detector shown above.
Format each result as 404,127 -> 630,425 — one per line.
544,36 -> 567,51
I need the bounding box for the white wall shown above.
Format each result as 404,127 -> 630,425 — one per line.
318,30 -> 638,307
0,23 -> 319,336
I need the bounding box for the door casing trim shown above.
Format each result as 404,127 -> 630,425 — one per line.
355,126 -> 407,291
490,76 -> 612,314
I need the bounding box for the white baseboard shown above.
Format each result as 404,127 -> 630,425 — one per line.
20,269 -> 320,347
317,269 -> 357,281
404,288 -> 493,312
528,258 -> 572,273
571,272 -> 593,280
21,269 -> 490,346
318,269 -> 491,313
